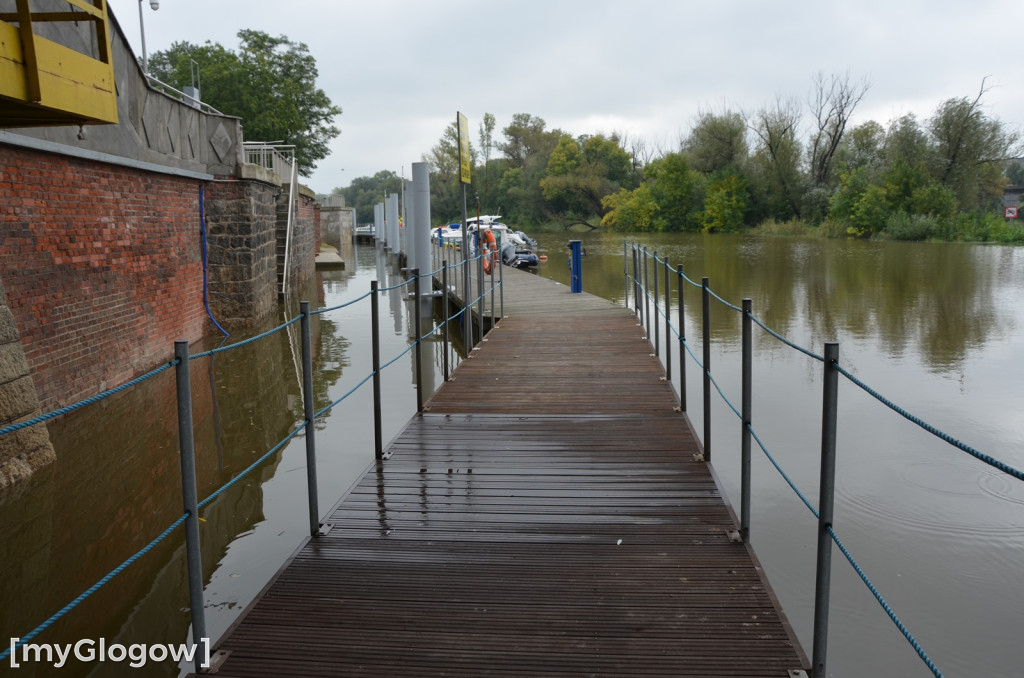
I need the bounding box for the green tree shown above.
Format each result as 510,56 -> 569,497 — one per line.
701,172 -> 749,233
496,114 -> 563,225
601,184 -> 658,231
540,133 -> 634,220
646,152 -> 702,231
333,170 -> 402,222
423,121 -> 474,221
748,99 -> 805,220
684,109 -> 748,174
150,30 -> 341,176
928,85 -> 1019,210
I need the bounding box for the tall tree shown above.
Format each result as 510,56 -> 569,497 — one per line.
496,114 -> 563,225
808,72 -> 870,187
477,113 -> 497,209
684,108 -> 748,174
748,98 -> 804,220
150,30 -> 341,176
928,81 -> 1020,210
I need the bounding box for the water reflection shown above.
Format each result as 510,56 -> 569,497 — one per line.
534,232 -> 1010,372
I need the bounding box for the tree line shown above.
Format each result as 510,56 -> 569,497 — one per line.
338,74 -> 1022,242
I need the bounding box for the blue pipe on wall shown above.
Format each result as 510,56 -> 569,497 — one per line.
200,185 -> 230,337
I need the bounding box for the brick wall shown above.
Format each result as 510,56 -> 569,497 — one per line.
0,146 -> 208,411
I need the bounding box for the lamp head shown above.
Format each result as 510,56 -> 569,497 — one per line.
149,0 -> 159,9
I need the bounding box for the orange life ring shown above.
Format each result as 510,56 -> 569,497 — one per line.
481,228 -> 498,275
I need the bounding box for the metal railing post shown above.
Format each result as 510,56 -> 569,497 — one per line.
741,299 -> 753,542
653,250 -> 660,356
623,241 -> 629,310
299,302 -> 320,536
643,248 -> 651,339
701,277 -> 711,462
442,265 -> 450,381
626,245 -> 634,319
678,266 -> 686,412
499,250 -> 505,319
173,341 -> 207,648
371,281 -> 383,461
664,257 -> 671,381
812,342 -> 840,678
413,270 -> 424,413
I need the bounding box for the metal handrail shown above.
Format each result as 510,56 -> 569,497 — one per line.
143,73 -> 223,116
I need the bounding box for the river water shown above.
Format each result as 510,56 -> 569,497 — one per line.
1,232 -> 1022,676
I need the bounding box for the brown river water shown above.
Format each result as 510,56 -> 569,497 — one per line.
1,232 -> 1022,677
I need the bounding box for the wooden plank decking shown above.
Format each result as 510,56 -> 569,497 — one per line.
206,268 -> 809,677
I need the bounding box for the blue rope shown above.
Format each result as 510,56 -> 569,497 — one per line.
748,424 -> 820,518
747,311 -> 825,362
680,337 -> 704,370
708,370 -> 742,420
0,512 -> 188,662
0,361 -> 177,437
380,341 -> 415,372
378,276 -> 415,293
828,526 -> 944,677
198,422 -> 306,509
833,361 -> 1024,483
707,287 -> 743,312
311,290 -> 374,316
314,372 -> 376,419
190,315 -> 303,360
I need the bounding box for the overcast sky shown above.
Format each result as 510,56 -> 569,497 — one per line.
107,0 -> 1023,197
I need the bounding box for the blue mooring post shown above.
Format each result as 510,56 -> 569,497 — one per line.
569,241 -> 585,294
568,240 -> 583,293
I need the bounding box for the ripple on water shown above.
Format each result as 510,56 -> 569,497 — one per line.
838,460 -> 1024,542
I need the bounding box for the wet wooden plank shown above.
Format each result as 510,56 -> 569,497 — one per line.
204,269 -> 809,677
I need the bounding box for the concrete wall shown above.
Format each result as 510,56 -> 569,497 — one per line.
0,3 -> 243,177
320,195 -> 356,250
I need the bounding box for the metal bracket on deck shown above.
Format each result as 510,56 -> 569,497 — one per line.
199,649 -> 230,673
659,376 -> 667,381
673,406 -> 682,412
692,452 -> 705,462
727,530 -> 742,543
788,671 -> 809,678
318,522 -> 335,536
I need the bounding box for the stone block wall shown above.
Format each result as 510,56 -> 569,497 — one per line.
203,179 -> 280,325
0,145 -> 207,413
0,279 -> 55,488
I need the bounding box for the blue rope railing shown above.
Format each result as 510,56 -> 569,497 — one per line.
0,360 -> 178,437
3,260 -> 481,659
190,315 -> 303,360
833,361 -> 1024,482
0,512 -> 189,663
631,243 -> 957,676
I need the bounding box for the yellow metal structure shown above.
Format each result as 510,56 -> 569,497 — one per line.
0,0 -> 118,127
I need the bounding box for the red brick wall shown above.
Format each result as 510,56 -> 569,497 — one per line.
0,145 -> 208,410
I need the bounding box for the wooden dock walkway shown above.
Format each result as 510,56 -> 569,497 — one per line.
205,268 -> 809,677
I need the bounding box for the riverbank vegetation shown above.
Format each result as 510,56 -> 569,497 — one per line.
333,75 -> 1022,242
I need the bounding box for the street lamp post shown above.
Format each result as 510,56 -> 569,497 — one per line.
139,0 -> 160,75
